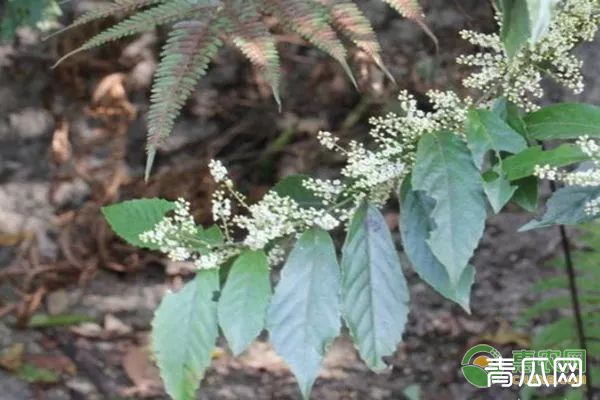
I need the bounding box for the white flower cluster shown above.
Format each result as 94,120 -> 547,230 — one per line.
457,0 -> 600,111
309,90 -> 473,208
534,136 -> 600,217
139,198 -> 197,261
233,191 -> 339,249
139,198 -> 237,269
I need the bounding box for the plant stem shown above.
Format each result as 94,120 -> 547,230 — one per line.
549,180 -> 593,399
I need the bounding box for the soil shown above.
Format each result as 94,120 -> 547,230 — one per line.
0,1 -> 598,399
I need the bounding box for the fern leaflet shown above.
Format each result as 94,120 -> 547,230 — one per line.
146,17 -> 226,179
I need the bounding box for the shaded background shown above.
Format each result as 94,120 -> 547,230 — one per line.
0,0 -> 598,399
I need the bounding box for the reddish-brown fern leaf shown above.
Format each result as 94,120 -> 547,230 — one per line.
145,17 -> 227,178
317,0 -> 393,81
263,0 -> 357,87
382,0 -> 438,48
225,1 -> 282,107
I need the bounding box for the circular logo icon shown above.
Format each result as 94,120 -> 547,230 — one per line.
461,344 -> 502,388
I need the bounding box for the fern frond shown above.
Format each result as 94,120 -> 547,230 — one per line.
382,0 -> 422,20
227,1 -> 282,107
381,0 -> 437,49
520,221 -> 600,395
45,0 -> 163,40
54,0 -> 213,66
145,17 -> 226,179
317,0 -> 393,82
264,0 -> 357,87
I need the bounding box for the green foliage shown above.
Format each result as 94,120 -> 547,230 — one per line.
0,0 -> 61,40
520,222 -> 600,390
412,131 -> 487,286
465,108 -> 527,169
399,178 -> 474,311
152,270 -> 220,400
498,0 -> 557,57
341,203 -> 408,370
511,176 -> 539,212
502,144 -> 589,181
272,174 -> 326,209
524,103 -> 600,140
102,198 -> 175,249
267,228 -> 341,398
52,0 -> 432,177
218,250 -> 271,356
521,186 -> 600,230
482,167 -> 518,214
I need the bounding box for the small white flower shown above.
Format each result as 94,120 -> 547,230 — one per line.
317,131 -> 339,150
209,159 -> 229,183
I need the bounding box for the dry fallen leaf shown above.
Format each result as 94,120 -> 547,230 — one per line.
0,231 -> 34,247
24,354 -> 76,376
0,343 -> 24,372
475,320 -> 531,348
51,119 -> 72,165
122,346 -> 162,397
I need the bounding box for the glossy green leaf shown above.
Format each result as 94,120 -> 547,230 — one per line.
465,108 -> 527,168
482,168 -> 517,213
502,145 -> 589,181
511,176 -> 539,212
399,179 -> 474,312
267,228 -> 341,399
524,103 -> 600,140
341,203 -> 408,370
218,250 -> 272,356
412,131 -> 487,286
152,270 -> 219,400
272,174 -> 325,209
520,185 -> 600,230
102,198 -> 175,249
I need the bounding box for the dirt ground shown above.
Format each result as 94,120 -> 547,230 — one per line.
0,1 -> 598,399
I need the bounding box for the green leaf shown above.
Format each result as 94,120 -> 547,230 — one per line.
341,203 -> 408,370
499,0 -> 531,57
399,179 -> 473,311
520,185 -> 600,230
18,363 -> 60,384
152,270 -> 219,400
102,198 -> 175,249
411,131 -> 487,286
533,317 -> 575,347
482,168 -> 517,213
218,250 -> 271,356
267,228 -> 341,399
27,314 -> 95,328
193,225 -> 224,252
272,174 -> 325,209
465,108 -> 527,168
524,103 -> 600,140
511,176 -> 539,212
499,0 -> 557,57
526,0 -> 559,43
492,98 -> 528,138
502,145 -> 589,181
